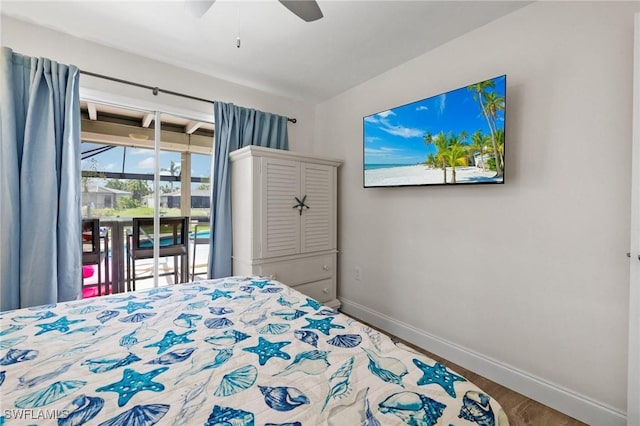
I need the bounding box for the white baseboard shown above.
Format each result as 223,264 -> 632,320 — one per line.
339,297 -> 626,426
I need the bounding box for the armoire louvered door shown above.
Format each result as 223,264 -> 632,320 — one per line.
300,163 -> 334,254
261,158 -> 300,258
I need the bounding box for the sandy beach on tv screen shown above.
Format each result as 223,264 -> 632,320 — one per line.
365,165 -> 501,186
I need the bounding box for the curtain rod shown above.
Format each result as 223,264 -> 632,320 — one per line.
80,70 -> 297,124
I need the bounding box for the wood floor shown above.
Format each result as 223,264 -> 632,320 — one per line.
412,346 -> 586,426
357,319 -> 586,426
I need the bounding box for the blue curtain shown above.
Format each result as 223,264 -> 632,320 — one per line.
0,47 -> 82,311
208,102 -> 289,279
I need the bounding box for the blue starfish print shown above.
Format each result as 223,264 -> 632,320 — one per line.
12,311 -> 57,322
301,298 -> 322,310
249,280 -> 272,289
413,358 -> 466,398
205,289 -> 234,301
96,367 -> 168,407
107,295 -> 137,303
144,330 -> 196,354
242,337 -> 291,366
301,317 -> 345,336
0,324 -> 25,336
34,316 -> 85,336
29,303 -> 57,310
147,287 -> 172,295
115,301 -> 154,314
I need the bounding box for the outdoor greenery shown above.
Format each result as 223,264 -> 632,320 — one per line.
161,160 -> 181,191
196,176 -> 211,191
106,179 -> 152,208
423,80 -> 505,184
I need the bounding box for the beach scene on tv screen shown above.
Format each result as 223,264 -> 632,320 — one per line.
364,75 -> 505,187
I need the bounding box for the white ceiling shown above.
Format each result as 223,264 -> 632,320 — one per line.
1,0 -> 530,102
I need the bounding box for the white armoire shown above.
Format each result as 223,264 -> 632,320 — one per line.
230,146 -> 342,308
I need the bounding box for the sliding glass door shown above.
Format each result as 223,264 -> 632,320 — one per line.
80,101 -> 213,295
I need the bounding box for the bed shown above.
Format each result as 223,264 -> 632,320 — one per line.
0,277 -> 508,425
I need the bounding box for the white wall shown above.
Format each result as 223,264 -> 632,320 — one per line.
0,16 -> 315,153
315,1 -> 638,423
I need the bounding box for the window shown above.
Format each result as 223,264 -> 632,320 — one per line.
190,153 -> 212,219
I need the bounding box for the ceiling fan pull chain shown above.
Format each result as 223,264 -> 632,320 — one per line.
236,0 -> 241,48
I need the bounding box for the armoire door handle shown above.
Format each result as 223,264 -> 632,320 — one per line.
293,195 -> 310,215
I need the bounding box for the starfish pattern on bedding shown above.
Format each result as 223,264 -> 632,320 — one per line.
301,317 -> 345,336
115,301 -> 154,314
147,287 -> 172,295
12,311 -> 57,322
205,289 -> 234,301
300,298 -> 322,311
413,358 -> 466,398
144,330 -> 196,354
96,367 -> 168,407
0,324 -> 25,336
248,280 -> 272,289
107,295 -> 137,303
242,337 -> 291,366
34,316 -> 86,336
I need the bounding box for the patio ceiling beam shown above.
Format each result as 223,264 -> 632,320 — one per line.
81,118 -> 213,154
141,113 -> 154,128
185,120 -> 203,134
87,102 -> 98,121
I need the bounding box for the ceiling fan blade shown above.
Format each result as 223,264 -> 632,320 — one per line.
278,0 -> 323,22
185,0 -> 216,17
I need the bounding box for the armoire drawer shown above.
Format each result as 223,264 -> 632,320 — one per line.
293,279 -> 335,303
258,254 -> 334,286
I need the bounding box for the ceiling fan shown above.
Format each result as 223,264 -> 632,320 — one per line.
186,0 -> 323,22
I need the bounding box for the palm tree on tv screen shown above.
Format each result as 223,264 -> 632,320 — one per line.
424,152 -> 438,169
493,128 -> 505,171
424,131 -> 470,184
483,91 -> 505,169
468,81 -> 504,178
469,130 -> 489,171
424,131 -> 449,184
442,140 -> 468,184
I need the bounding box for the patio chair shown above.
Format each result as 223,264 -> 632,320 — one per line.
82,218 -> 110,297
126,216 -> 189,291
190,218 -> 210,281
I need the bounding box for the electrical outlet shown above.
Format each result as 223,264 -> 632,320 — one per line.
355,266 -> 362,281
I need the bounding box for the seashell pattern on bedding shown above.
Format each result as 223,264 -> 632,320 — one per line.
0,276 -> 508,425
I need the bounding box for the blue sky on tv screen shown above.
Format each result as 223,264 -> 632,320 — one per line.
364,75 -> 506,167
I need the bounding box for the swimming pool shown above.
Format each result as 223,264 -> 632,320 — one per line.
134,231 -> 210,249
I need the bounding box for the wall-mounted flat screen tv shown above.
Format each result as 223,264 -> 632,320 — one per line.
363,75 -> 506,188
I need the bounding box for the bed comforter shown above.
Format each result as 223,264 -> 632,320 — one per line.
0,277 -> 508,425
